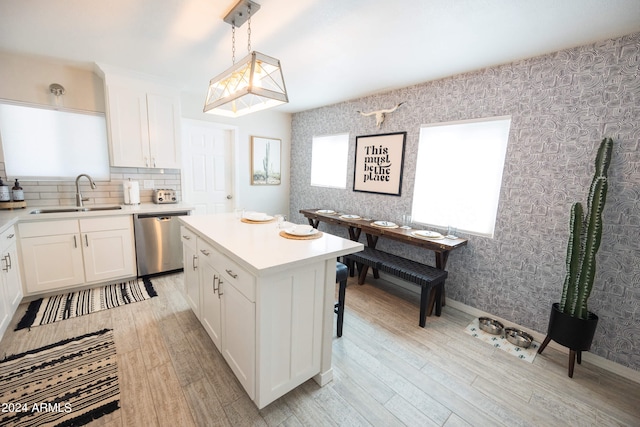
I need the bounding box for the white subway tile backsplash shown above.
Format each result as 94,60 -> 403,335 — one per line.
0,164 -> 181,207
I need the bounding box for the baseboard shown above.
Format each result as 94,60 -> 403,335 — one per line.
372,271 -> 640,384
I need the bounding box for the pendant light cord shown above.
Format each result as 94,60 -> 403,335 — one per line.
231,24 -> 236,64
247,4 -> 252,53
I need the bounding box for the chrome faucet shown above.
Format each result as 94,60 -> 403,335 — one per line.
75,174 -> 97,207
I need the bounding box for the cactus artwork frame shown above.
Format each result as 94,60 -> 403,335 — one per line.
251,136 -> 281,185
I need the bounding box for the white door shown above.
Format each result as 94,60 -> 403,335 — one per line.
182,119 -> 234,215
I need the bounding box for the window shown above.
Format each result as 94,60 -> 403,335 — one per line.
0,102 -> 110,180
310,133 -> 349,189
411,116 -> 511,237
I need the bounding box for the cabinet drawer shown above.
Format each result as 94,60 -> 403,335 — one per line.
218,253 -> 255,303
0,225 -> 17,249
196,238 -> 217,265
18,220 -> 78,238
80,216 -> 131,232
181,226 -> 197,251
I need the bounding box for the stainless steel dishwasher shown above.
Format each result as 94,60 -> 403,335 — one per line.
133,211 -> 189,276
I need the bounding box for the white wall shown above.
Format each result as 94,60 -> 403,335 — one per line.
180,91 -> 292,217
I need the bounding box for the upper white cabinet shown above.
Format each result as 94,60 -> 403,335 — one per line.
97,65 -> 181,169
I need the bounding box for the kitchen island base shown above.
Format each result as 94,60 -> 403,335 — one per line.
180,213 -> 362,408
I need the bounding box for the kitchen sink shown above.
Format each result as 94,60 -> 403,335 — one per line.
30,205 -> 123,214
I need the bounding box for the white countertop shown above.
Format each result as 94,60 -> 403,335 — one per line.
181,213 -> 364,276
0,202 -> 195,231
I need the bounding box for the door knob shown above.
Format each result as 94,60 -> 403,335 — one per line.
226,195 -> 233,199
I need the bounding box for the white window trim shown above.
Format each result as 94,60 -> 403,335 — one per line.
411,115 -> 511,238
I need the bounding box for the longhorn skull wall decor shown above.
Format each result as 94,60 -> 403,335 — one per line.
357,102 -> 404,128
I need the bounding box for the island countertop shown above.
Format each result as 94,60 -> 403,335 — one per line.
180,213 -> 363,276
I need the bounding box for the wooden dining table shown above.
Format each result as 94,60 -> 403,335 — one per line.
300,209 -> 468,315
300,209 -> 468,270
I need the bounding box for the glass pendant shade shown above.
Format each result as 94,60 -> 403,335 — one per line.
204,51 -> 288,117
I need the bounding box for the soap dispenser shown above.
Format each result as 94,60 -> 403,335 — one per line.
0,178 -> 10,202
12,179 -> 24,201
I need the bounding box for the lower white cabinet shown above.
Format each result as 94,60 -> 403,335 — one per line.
0,226 -> 23,340
181,226 -> 328,409
193,236 -> 256,399
180,226 -> 200,318
18,216 -> 136,295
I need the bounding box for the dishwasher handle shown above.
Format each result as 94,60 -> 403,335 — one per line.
135,212 -> 189,220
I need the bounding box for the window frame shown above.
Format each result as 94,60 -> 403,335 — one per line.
310,132 -> 350,189
411,116 -> 512,238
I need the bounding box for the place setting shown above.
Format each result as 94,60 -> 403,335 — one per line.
339,213 -> 361,220
279,223 -> 323,240
238,210 -> 276,224
315,209 -> 336,214
370,220 -> 399,229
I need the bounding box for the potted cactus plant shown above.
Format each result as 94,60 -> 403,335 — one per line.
537,137 -> 613,377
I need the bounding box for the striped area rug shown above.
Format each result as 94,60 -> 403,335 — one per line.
0,328 -> 119,426
16,278 -> 157,330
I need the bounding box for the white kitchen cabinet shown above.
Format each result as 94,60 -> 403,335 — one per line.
183,235 -> 255,398
18,216 -> 136,295
181,226 -> 200,318
179,213 -> 364,409
80,217 -> 136,283
197,238 -> 222,351
220,267 -> 255,400
100,71 -> 181,169
19,220 -> 85,293
0,226 -> 23,340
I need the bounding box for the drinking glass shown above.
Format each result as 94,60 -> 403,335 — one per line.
275,214 -> 286,229
447,225 -> 458,239
401,214 -> 412,229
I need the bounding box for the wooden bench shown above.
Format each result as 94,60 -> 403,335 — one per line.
345,247 -> 448,327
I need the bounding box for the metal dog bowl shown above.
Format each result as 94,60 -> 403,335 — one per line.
478,317 -> 504,335
504,327 -> 534,348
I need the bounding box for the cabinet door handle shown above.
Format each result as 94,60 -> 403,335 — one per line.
153,157 -> 157,168
6,233 -> 14,239
144,157 -> 149,167
1,256 -> 7,272
200,249 -> 210,256
5,253 -> 11,270
213,275 -> 219,293
192,255 -> 198,270
218,279 -> 223,298
73,235 -> 78,248
85,234 -> 89,247
225,269 -> 238,279
182,235 -> 191,240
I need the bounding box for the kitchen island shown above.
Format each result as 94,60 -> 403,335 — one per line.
180,213 -> 363,408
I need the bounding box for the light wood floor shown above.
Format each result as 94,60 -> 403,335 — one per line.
1,273 -> 639,427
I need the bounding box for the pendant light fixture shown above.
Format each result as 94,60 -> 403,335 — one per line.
204,0 -> 288,117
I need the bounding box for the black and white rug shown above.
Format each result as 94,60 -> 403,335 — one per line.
16,278 -> 157,330
0,328 -> 119,426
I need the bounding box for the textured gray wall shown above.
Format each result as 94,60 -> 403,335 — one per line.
289,33 -> 640,371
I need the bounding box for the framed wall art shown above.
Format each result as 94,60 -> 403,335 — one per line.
353,131 -> 406,196
251,136 -> 281,185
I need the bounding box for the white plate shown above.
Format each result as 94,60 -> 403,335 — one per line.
285,227 -> 319,236
316,209 -> 335,214
340,214 -> 360,219
244,214 -> 274,222
373,221 -> 397,227
412,230 -> 444,239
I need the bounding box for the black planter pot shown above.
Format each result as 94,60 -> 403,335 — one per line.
537,303 -> 599,378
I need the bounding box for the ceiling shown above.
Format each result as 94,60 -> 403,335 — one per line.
1,0 -> 640,114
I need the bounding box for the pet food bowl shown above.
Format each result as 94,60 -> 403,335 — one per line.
478,317 -> 504,335
504,327 -> 534,348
